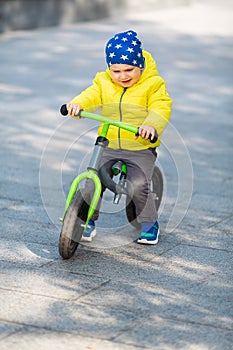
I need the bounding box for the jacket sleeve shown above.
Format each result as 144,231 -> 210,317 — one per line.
143,77 -> 172,137
69,73 -> 102,112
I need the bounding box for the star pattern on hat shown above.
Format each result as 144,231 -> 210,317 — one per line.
121,54 -> 129,61
105,30 -> 144,68
127,47 -> 134,53
115,44 -> 122,49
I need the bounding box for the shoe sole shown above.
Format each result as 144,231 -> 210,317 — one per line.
81,229 -> 96,243
137,238 -> 158,245
137,230 -> 159,245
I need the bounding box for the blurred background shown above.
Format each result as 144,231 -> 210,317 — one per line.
0,0 -> 192,33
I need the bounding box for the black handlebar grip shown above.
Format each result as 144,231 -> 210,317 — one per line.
150,132 -> 158,144
135,128 -> 158,144
60,104 -> 68,116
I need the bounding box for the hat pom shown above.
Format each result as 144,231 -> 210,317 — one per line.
105,30 -> 144,68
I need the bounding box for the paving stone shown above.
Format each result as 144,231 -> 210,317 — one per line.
0,289 -> 141,339
0,328 -> 138,350
115,314 -> 233,350
0,266 -> 109,300
0,322 -> 25,341
0,239 -> 58,266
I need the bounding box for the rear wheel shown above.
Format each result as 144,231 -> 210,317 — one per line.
59,189 -> 90,259
126,165 -> 163,228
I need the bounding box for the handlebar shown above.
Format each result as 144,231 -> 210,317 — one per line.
60,104 -> 158,143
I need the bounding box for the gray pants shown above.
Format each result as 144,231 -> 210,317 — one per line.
86,148 -> 157,223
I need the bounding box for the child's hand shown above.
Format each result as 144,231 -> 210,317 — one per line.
137,125 -> 157,141
66,103 -> 81,117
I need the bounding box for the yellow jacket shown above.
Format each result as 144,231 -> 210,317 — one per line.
70,50 -> 172,150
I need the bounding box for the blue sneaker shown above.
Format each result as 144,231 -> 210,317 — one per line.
137,221 -> 160,245
81,220 -> 96,242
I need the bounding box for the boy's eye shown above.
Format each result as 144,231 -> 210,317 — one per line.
112,69 -> 133,73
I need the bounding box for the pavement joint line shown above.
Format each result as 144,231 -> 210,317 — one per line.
75,299 -> 146,318
0,282 -> 131,306
0,197 -> 67,210
74,239 -> 233,256
0,195 -> 41,205
0,214 -> 51,226
0,321 -> 148,350
154,314 -> 233,332
154,242 -> 183,257
0,286 -> 79,301
0,196 -> 25,204
0,319 -> 74,337
109,318 -> 146,343
38,260 -> 61,269
0,214 -> 53,226
68,270 -> 111,279
0,237 -> 58,247
40,270 -> 211,286
0,291 -> 232,340
70,279 -> 111,302
0,328 -> 25,343
175,241 -> 233,253
207,213 -> 233,229
147,311 -> 233,332
6,264 -> 220,297
1,311 -> 233,335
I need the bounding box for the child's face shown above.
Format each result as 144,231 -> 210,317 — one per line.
109,64 -> 143,88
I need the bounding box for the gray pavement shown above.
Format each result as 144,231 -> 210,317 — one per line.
0,1 -> 233,349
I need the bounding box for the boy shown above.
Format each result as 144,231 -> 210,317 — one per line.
66,30 -> 172,244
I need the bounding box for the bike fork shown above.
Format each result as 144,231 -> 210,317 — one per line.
62,135 -> 109,227
62,170 -> 102,227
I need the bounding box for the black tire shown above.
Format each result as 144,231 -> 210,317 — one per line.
59,189 -> 90,259
126,165 -> 163,228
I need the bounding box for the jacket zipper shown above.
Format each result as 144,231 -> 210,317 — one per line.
118,87 -> 127,148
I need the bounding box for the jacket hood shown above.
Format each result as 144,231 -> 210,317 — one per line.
141,50 -> 159,80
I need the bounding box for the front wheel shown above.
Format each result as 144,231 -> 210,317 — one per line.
59,189 -> 90,259
126,165 -> 163,228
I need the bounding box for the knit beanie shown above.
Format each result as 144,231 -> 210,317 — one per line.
105,30 -> 144,68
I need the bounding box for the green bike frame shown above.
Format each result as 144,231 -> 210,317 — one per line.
62,110 -> 138,227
